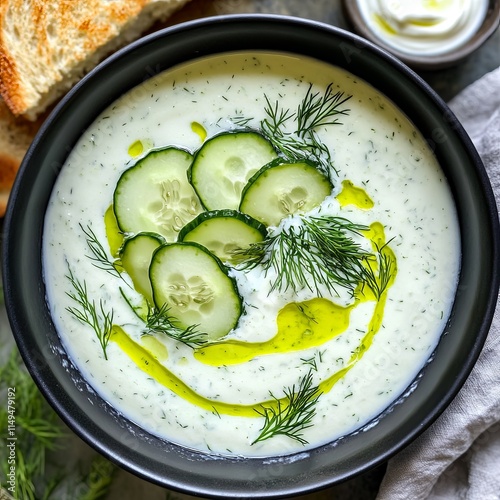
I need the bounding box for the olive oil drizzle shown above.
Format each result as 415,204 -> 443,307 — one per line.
111,325 -> 275,418
336,180 -> 374,209
111,289 -> 387,418
127,140 -> 144,157
194,298 -> 354,366
319,295 -> 387,393
104,204 -> 123,258
191,121 -> 207,142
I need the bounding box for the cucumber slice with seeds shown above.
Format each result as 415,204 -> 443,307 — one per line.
178,209 -> 266,264
150,242 -> 242,340
120,232 -> 165,302
114,147 -> 203,242
189,131 -> 277,210
240,160 -> 333,227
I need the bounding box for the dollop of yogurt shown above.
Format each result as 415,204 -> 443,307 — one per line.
357,0 -> 489,56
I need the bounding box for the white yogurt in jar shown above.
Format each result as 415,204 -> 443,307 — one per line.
42,52 -> 461,457
357,0 -> 489,56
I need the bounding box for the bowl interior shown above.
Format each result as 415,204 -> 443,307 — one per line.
3,15 -> 499,498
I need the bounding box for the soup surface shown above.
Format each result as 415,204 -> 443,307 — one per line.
43,52 -> 460,457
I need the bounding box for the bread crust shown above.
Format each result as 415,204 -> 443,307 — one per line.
0,99 -> 41,216
0,153 -> 20,216
0,0 -> 190,119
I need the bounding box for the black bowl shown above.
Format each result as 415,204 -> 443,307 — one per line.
3,14 -> 499,499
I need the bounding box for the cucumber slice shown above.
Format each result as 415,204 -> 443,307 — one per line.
240,160 -> 333,227
178,209 -> 267,264
150,242 -> 242,340
189,131 -> 277,210
114,147 -> 203,242
120,232 -> 165,302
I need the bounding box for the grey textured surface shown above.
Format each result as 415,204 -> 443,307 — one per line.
1,0 -> 498,499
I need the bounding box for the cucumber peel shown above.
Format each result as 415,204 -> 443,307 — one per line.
150,242 -> 242,340
178,209 -> 266,264
120,232 -> 165,302
189,131 -> 277,210
240,159 -> 333,226
113,147 -> 203,242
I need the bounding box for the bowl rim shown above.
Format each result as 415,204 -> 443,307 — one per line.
341,0 -> 500,70
3,13 -> 500,498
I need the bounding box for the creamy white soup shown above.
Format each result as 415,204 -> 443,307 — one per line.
42,52 -> 460,457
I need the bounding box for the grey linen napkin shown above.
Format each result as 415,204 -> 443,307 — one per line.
377,67 -> 500,500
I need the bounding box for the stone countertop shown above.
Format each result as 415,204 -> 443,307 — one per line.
0,1 -> 498,499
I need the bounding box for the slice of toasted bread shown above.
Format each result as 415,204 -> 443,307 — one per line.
0,0 -> 191,120
0,99 -> 42,216
0,0 -> 192,216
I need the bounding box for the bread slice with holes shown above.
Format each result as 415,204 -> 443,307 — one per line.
0,0 -> 192,120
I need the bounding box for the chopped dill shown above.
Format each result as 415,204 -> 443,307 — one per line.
231,115 -> 254,127
300,355 -> 319,371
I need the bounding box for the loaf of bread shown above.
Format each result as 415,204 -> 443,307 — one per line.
0,0 -> 192,216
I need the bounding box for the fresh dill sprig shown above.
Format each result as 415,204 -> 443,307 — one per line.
0,349 -> 118,499
0,348 -> 66,500
361,240 -> 395,299
261,83 -> 351,176
80,223 -> 124,281
252,370 -> 321,445
236,215 -> 372,296
65,264 -> 114,360
74,455 -> 117,500
145,302 -> 208,348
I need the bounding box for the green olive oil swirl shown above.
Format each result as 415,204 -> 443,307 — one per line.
110,222 -> 397,419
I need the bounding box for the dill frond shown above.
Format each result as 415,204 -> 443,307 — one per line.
236,215 -> 371,296
80,223 -> 123,281
235,215 -> 396,299
296,83 -> 351,134
261,83 -> 351,176
74,456 -> 117,500
252,370 -> 321,445
65,264 -> 114,360
361,240 -> 395,299
145,303 -> 208,348
0,348 -> 66,500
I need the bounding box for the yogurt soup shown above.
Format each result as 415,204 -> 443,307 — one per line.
43,52 -> 461,457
